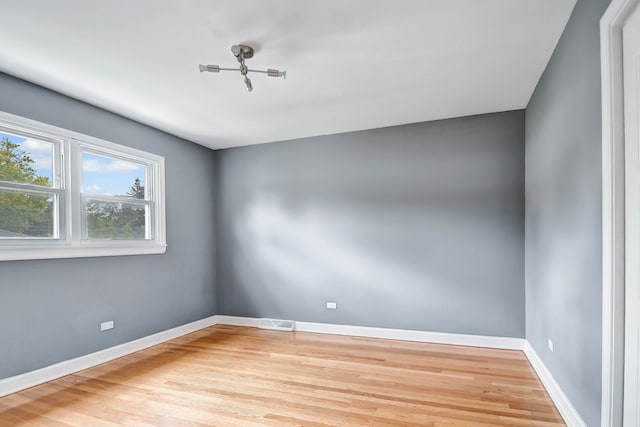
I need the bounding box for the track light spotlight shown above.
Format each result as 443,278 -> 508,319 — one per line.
199,64 -> 219,73
267,69 -> 286,79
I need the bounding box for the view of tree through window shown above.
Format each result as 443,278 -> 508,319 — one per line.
85,179 -> 147,240
0,134 -> 55,237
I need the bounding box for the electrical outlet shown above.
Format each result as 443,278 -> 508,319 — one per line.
326,302 -> 337,310
101,320 -> 114,331
547,338 -> 554,352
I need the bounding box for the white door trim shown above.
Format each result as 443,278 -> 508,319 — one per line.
601,1 -> 640,425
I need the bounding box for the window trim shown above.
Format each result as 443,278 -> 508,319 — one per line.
0,111 -> 166,261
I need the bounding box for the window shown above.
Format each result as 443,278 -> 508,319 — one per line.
0,111 -> 166,260
82,152 -> 149,240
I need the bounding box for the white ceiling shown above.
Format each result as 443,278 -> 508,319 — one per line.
0,1 -> 575,150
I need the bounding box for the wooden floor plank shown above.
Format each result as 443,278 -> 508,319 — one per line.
0,325 -> 565,426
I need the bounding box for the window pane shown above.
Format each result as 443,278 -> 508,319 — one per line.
86,200 -> 147,240
0,188 -> 55,237
0,130 -> 54,187
82,152 -> 146,199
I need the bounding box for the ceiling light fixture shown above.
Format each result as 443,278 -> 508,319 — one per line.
199,44 -> 286,92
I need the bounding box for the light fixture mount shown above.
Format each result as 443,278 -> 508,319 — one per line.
199,44 -> 286,92
231,44 -> 253,60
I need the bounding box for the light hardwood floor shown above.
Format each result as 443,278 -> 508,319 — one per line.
0,325 -> 564,426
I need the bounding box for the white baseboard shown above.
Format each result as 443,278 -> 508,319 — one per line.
214,315 -> 260,327
295,320 -> 526,350
0,315 -> 218,398
523,341 -> 586,427
215,315 -> 524,350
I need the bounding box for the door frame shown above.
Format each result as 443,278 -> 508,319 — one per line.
601,0 -> 640,425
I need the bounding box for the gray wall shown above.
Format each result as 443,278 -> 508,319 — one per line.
524,0 -> 609,425
216,111 -> 525,337
0,72 -> 217,379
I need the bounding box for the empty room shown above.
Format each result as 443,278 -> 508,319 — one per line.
0,0 -> 638,426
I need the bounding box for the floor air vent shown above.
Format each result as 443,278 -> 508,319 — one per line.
258,318 -> 295,331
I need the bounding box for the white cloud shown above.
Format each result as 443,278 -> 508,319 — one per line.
20,139 -> 53,170
83,158 -> 141,173
21,139 -> 52,153
85,185 -> 104,194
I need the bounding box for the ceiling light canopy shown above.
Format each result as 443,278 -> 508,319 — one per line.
199,44 -> 286,92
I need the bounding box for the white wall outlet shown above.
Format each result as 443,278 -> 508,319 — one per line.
101,320 -> 114,331
547,338 -> 554,352
326,302 -> 337,310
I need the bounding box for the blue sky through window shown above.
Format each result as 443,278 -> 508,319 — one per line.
82,152 -> 145,197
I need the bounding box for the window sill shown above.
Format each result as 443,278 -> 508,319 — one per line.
0,244 -> 167,261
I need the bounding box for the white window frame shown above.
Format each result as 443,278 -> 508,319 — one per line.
0,111 -> 166,261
